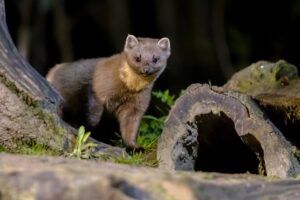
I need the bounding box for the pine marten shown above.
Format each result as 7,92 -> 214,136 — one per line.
46,34 -> 171,150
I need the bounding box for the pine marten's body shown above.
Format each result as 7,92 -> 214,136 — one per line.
46,35 -> 171,149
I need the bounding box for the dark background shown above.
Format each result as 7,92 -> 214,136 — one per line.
4,0 -> 300,95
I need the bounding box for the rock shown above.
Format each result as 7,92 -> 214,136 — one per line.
1,153 -> 300,200
157,84 -> 300,178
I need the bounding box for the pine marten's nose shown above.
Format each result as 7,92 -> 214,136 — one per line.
142,67 -> 152,75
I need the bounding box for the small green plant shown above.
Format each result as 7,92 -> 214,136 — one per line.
137,90 -> 176,151
208,80 -> 212,88
152,89 -> 175,108
68,126 -> 97,159
138,115 -> 165,150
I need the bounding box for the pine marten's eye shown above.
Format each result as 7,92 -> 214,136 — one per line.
152,56 -> 159,64
135,55 -> 141,63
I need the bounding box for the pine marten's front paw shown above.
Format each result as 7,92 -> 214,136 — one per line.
125,145 -> 145,154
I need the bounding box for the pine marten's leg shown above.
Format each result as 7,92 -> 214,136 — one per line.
117,105 -> 144,150
86,86 -> 104,128
117,89 -> 151,151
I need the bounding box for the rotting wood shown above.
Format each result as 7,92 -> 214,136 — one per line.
157,83 -> 300,178
224,60 -> 300,149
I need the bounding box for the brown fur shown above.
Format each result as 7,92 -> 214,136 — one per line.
46,35 -> 171,149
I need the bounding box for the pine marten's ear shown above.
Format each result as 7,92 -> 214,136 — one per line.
125,34 -> 139,51
157,37 -> 171,52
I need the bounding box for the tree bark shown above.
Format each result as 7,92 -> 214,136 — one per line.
0,0 -> 125,157
224,60 -> 300,149
157,83 -> 300,178
0,0 -> 71,151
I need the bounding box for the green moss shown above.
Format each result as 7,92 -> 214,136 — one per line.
274,60 -> 298,80
232,60 -> 298,93
295,149 -> 300,161
250,60 -> 298,83
0,73 -> 37,106
235,79 -> 255,93
30,107 -> 70,152
16,143 -> 60,156
32,106 -> 64,134
103,147 -> 158,167
0,67 -> 71,157
202,173 -> 217,180
0,73 -> 68,150
282,104 -> 299,123
114,152 -> 145,165
0,145 -> 6,152
6,139 -> 61,156
264,175 -> 280,181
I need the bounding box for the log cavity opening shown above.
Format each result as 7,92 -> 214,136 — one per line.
261,105 -> 300,149
193,112 -> 261,174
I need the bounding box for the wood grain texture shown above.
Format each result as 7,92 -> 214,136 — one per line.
158,84 -> 300,178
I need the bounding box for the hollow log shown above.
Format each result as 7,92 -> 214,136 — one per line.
157,84 -> 300,178
0,0 -> 124,157
224,60 -> 300,149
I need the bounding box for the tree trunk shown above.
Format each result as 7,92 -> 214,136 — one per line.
0,0 -> 71,151
0,0 -> 124,157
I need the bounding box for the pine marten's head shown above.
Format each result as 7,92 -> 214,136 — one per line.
124,34 -> 171,78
